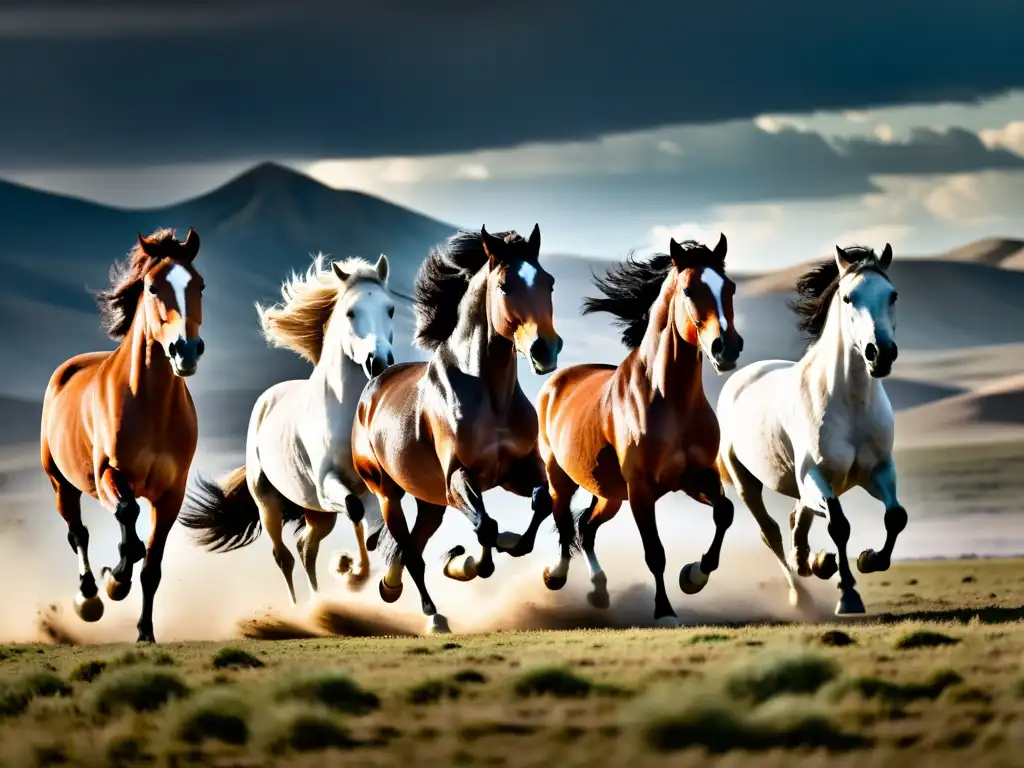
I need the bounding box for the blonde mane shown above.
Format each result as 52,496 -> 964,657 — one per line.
256,253 -> 385,364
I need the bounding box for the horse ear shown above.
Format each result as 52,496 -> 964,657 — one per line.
879,243 -> 893,271
835,245 -> 854,274
332,261 -> 351,282
180,227 -> 200,263
528,223 -> 541,256
138,233 -> 155,256
375,253 -> 390,284
713,232 -> 727,260
669,238 -> 687,270
481,225 -> 502,266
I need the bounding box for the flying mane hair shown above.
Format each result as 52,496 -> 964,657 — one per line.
412,228 -> 526,350
789,245 -> 890,342
256,253 -> 384,365
94,228 -> 186,340
581,241 -> 726,350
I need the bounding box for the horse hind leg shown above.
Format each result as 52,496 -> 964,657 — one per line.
252,472 -> 298,605
296,510 -> 337,596
578,495 -> 622,609
720,449 -> 813,615
790,504 -> 837,580
97,465 -> 146,602
47,466 -> 104,622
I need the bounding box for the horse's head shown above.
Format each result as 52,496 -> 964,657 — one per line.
669,234 -> 742,373
331,254 -> 395,379
139,228 -> 205,377
481,224 -> 562,375
835,244 -> 897,378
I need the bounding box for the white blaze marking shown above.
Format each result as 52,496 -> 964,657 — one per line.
518,261 -> 537,288
701,268 -> 728,331
166,264 -> 192,332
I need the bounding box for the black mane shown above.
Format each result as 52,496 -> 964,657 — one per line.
789,246 -> 890,341
581,241 -> 725,350
413,228 -> 525,350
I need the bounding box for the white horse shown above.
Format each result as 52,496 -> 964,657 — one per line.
716,244 -> 904,616
181,253 -> 396,604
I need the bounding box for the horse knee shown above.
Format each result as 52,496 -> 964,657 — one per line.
344,494 -> 365,524
826,499 -> 850,544
531,485 -> 553,516
273,546 -> 295,573
713,498 -> 734,529
885,505 -> 908,535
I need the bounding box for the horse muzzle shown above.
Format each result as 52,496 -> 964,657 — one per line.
363,349 -> 395,379
865,340 -> 897,378
169,336 -> 204,377
709,334 -> 743,373
529,335 -> 562,375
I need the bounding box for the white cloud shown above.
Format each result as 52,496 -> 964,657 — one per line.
873,123 -> 895,143
454,163 -> 490,180
979,120 -> 1024,157
657,140 -> 683,156
381,158 -> 426,184
754,114 -> 808,134
921,170 -> 1024,225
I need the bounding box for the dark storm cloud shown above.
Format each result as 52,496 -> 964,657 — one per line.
835,127 -> 1024,174
1,0 -> 1023,167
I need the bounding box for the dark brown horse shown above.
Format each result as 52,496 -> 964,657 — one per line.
40,228 -> 205,643
351,226 -> 561,633
535,236 -> 742,625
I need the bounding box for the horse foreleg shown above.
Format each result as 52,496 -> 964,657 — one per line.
46,460 -> 104,622
627,488 -> 677,626
97,465 -> 146,602
789,505 -> 836,579
579,496 -> 621,609
495,451 -> 553,557
136,493 -> 178,643
297,510 -> 337,595
796,455 -> 864,615
442,467 -> 498,582
858,457 -> 908,575
678,469 -> 735,596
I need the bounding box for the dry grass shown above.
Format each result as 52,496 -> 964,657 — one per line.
0,558 -> 1023,766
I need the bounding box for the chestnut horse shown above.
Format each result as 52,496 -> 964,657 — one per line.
535,236 -> 743,625
351,226 -> 561,634
40,228 -> 205,643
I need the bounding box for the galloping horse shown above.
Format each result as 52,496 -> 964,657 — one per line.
717,244 -> 903,616
180,255 -> 394,603
40,228 -> 206,643
535,236 -> 742,625
350,226 -> 561,634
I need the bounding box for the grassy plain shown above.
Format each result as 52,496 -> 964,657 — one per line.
1,559 -> 1024,767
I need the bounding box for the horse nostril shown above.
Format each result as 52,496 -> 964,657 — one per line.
386,351 -> 395,367
555,336 -> 564,354
737,335 -> 744,353
890,344 -> 898,361
711,337 -> 724,356
865,343 -> 878,361
196,338 -> 205,357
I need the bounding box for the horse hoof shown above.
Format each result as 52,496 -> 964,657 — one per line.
137,633 -> 156,644
587,573 -> 610,609
332,551 -> 354,575
443,547 -> 479,582
542,567 -> 567,591
835,590 -> 866,616
476,558 -> 495,579
857,549 -> 888,574
655,615 -> 681,628
366,528 -> 382,551
495,532 -> 522,553
74,593 -> 104,623
811,551 -> 838,580
426,614 -> 451,634
678,562 -> 709,595
379,579 -> 403,604
104,571 -> 131,601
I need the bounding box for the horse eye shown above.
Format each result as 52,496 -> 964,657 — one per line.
147,284 -> 158,295
682,287 -> 691,298
346,309 -> 355,319
387,307 -> 394,318
842,295 -> 852,304
890,293 -> 898,304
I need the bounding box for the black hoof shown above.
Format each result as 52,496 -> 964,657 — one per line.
542,567 -> 567,591
678,562 -> 708,595
835,589 -> 866,616
587,573 -> 610,609
857,549 -> 889,574
103,569 -> 132,601
136,633 -> 156,644
366,527 -> 382,551
811,551 -> 838,580
74,594 -> 105,623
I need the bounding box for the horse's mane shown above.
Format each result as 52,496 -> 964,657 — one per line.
581,241 -> 725,350
256,253 -> 384,364
412,228 -> 524,350
789,246 -> 890,342
94,228 -> 181,340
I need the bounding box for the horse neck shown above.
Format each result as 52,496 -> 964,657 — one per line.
804,299 -> 875,406
311,313 -> 366,403
119,304 -> 184,401
635,283 -> 703,401
445,270 -> 518,409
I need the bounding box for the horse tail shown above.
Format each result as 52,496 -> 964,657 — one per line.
180,465 -> 263,552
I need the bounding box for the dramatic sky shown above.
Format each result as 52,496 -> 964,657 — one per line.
3,0 -> 1024,269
